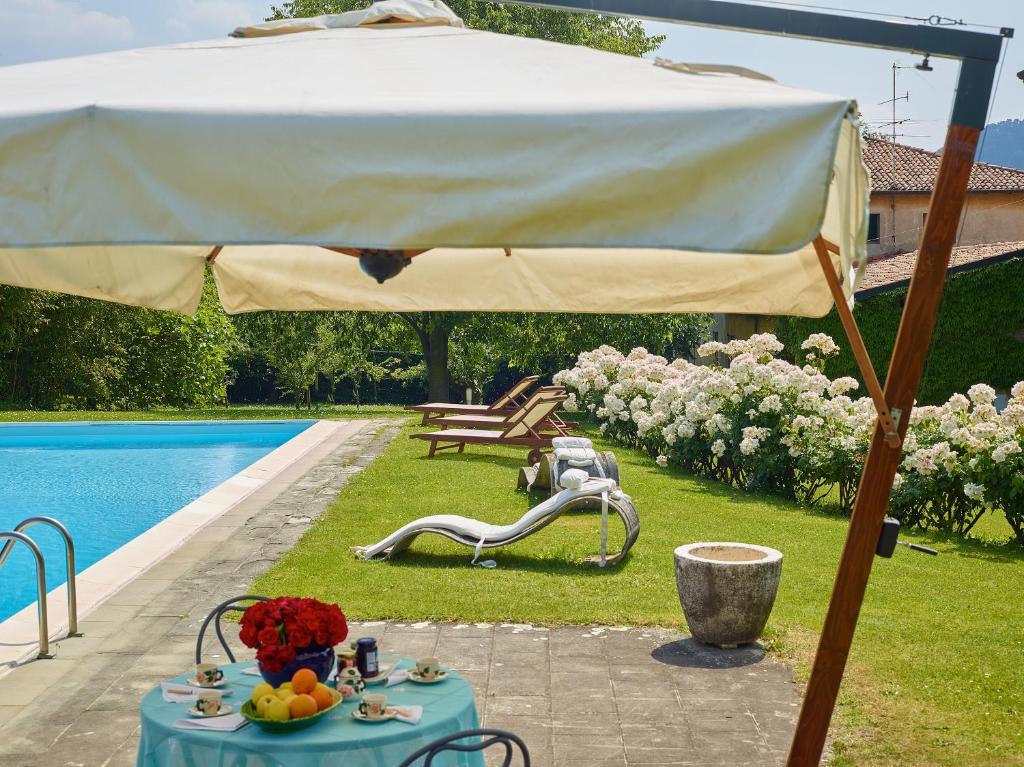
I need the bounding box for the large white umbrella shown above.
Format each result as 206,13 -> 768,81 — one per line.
0,0 -> 868,316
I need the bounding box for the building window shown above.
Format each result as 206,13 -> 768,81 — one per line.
867,213 -> 880,243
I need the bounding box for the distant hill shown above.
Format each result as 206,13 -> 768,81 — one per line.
978,119 -> 1024,170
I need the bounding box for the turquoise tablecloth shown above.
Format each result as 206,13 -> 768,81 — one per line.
137,660 -> 484,767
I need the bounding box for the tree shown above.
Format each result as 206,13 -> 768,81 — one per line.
319,312 -> 404,406
266,1 -> 665,401
0,277 -> 238,409
234,312 -> 331,407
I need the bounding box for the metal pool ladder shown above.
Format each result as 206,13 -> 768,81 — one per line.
0,517 -> 81,658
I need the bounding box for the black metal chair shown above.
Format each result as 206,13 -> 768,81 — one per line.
397,728 -> 531,767
194,594 -> 268,664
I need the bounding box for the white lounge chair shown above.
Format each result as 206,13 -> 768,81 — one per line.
353,471 -> 640,568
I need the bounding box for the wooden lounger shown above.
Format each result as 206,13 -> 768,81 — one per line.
405,375 -> 540,420
411,394 -> 567,462
421,386 -> 577,431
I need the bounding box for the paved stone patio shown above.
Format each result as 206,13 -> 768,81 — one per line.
0,416 -> 801,766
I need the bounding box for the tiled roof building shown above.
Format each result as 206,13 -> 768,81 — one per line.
858,241 -> 1024,296
863,136 -> 1024,193
863,137 -> 1024,255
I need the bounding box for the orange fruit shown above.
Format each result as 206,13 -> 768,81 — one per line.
311,685 -> 334,711
288,693 -> 318,719
291,668 -> 317,695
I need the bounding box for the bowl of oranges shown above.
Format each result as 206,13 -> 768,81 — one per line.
241,668 -> 343,733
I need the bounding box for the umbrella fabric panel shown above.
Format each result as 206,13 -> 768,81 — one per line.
0,246 -> 208,312
0,23 -> 859,254
211,244 -> 839,317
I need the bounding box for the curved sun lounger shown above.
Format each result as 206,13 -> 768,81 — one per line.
353,475 -> 639,568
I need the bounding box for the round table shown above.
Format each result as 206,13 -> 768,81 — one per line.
137,660 -> 484,767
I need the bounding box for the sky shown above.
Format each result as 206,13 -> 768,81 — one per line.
0,0 -> 1021,151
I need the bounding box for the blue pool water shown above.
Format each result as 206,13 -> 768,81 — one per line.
0,421 -> 314,622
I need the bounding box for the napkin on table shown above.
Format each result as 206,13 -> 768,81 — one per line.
161,681 -> 233,703
385,670 -> 410,687
173,713 -> 248,732
391,705 -> 423,725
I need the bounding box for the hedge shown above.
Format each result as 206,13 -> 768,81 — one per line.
777,255 -> 1024,404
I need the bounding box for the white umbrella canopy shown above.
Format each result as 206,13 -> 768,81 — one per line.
0,0 -> 868,316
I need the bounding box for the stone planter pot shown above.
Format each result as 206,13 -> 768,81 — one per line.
674,542 -> 783,648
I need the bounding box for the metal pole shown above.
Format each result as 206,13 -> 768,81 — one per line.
0,532 -> 50,658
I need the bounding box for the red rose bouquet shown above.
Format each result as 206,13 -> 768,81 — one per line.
239,597 -> 348,673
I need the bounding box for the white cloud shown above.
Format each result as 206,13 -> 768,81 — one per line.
0,0 -> 134,65
0,0 -> 133,43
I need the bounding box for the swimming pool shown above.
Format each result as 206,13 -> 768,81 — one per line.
0,420 -> 314,622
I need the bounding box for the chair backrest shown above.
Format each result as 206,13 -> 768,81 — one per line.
501,395 -> 566,439
503,386 -> 565,426
491,375 -> 540,409
195,594 -> 268,664
397,728 -> 530,767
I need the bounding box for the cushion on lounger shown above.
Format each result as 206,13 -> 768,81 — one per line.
552,436 -> 593,450
554,446 -> 598,465
558,468 -> 590,490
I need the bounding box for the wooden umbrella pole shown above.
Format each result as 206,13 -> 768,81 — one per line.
812,236 -> 901,448
786,123 -> 982,766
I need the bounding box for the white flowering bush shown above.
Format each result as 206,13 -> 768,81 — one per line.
554,335 -> 1024,544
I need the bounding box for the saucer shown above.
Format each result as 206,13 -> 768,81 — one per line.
189,677 -> 227,689
362,658 -> 399,685
408,669 -> 448,684
187,704 -> 234,718
352,707 -> 398,722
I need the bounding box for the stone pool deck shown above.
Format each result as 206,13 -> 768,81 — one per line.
0,417 -> 802,766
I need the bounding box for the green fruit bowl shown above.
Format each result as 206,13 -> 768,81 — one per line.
241,689 -> 345,733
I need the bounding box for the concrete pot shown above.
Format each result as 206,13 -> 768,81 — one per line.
674,542 -> 783,648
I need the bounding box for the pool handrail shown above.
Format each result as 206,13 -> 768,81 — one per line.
0,516 -> 80,652
0,530 -> 51,658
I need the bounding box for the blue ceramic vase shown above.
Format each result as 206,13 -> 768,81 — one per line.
258,645 -> 334,687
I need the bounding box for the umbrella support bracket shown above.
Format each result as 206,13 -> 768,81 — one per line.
813,236 -> 902,449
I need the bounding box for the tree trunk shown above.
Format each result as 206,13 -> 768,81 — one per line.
424,324 -> 451,402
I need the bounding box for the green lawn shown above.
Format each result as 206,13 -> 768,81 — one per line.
0,404 -> 409,422
253,424 -> 1024,767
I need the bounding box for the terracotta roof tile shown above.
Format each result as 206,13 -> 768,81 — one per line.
857,241 -> 1024,295
863,136 -> 1024,193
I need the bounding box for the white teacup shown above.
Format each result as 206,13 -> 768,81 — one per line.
359,693 -> 387,720
416,656 -> 441,680
195,663 -> 224,687
195,690 -> 222,716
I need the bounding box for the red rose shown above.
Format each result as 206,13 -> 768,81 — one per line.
289,626 -> 312,648
298,609 -> 319,631
258,626 -> 280,646
239,623 -> 259,648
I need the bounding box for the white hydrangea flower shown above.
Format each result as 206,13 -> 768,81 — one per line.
655,455 -> 668,467
968,383 -> 997,406
963,482 -> 986,501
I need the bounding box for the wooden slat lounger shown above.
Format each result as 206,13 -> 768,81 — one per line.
405,375 -> 540,421
411,394 -> 567,462
421,386 -> 578,431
